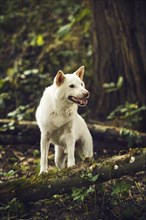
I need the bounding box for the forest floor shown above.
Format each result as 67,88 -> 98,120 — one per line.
0,143 -> 146,220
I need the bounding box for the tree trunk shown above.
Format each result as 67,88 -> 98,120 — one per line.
0,148 -> 145,204
90,0 -> 146,121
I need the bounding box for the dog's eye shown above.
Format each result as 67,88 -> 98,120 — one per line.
81,83 -> 84,86
69,84 -> 75,88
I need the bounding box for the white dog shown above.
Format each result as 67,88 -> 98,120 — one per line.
36,66 -> 93,174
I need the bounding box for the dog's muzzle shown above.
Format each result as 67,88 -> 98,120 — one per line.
68,92 -> 90,107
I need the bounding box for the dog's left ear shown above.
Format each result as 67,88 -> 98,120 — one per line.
75,66 -> 85,81
55,70 -> 65,86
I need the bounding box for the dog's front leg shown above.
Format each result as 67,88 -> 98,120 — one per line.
66,133 -> 75,167
40,132 -> 50,174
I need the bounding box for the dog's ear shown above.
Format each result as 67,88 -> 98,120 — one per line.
55,70 -> 65,86
75,66 -> 85,81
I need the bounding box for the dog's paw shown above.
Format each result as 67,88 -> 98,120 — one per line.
67,157 -> 75,167
67,162 -> 75,167
39,169 -> 48,175
84,156 -> 94,165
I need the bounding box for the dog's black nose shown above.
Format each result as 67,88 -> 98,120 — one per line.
84,91 -> 90,98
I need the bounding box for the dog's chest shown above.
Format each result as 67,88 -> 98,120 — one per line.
50,108 -> 74,128
48,109 -> 74,146
50,121 -> 72,146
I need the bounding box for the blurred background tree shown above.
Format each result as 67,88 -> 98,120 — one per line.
90,0 -> 146,131
0,0 -> 146,131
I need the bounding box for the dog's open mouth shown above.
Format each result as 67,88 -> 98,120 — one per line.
68,96 -> 88,107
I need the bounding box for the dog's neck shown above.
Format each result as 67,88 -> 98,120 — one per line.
54,100 -> 78,116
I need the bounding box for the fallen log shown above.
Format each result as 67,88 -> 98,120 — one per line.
0,148 -> 145,204
0,119 -> 39,145
0,119 -> 146,147
0,119 -> 37,127
88,121 -> 146,148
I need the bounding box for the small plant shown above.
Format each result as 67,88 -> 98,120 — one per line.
72,186 -> 94,202
0,170 -> 16,179
0,198 -> 24,219
81,172 -> 99,183
112,180 -> 131,198
33,149 -> 40,157
119,127 -> 141,146
107,102 -> 146,128
71,172 -> 99,203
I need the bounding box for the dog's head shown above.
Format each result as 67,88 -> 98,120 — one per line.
54,66 -> 90,107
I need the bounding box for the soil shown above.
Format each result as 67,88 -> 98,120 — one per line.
0,144 -> 146,220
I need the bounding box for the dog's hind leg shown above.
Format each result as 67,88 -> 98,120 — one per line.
40,133 -> 50,174
55,145 -> 67,169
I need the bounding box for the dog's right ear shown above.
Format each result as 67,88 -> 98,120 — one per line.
75,66 -> 85,81
55,70 -> 65,86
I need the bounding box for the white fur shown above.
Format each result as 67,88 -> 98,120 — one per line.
36,66 -> 93,174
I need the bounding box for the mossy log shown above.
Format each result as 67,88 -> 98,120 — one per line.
0,119 -> 146,147
0,148 -> 146,204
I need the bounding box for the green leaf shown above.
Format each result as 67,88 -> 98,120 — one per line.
57,24 -> 71,38
71,8 -> 90,25
103,76 -> 124,93
87,187 -> 95,194
24,69 -> 38,75
112,181 -> 131,196
103,82 -> 116,89
92,174 -> 99,182
117,76 -> 123,88
3,170 -> 16,177
36,35 -> 44,46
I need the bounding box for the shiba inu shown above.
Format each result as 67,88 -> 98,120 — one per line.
36,66 -> 93,174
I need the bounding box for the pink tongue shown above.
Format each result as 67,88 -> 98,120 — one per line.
79,99 -> 88,105
72,97 -> 88,105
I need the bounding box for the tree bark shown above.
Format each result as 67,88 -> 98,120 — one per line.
0,148 -> 145,204
90,0 -> 146,121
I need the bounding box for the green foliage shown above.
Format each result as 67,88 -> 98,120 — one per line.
7,105 -> 33,121
33,149 -> 40,157
1,121 -> 15,131
57,23 -> 72,39
57,7 -> 90,39
72,186 -> 94,202
107,102 -> 146,128
0,0 -> 92,120
71,172 -> 99,203
0,170 -> 16,178
103,76 -> 123,93
0,198 -> 24,219
112,180 -> 131,197
81,172 -> 99,183
30,34 -> 45,47
0,64 -> 49,120
119,128 -> 142,146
